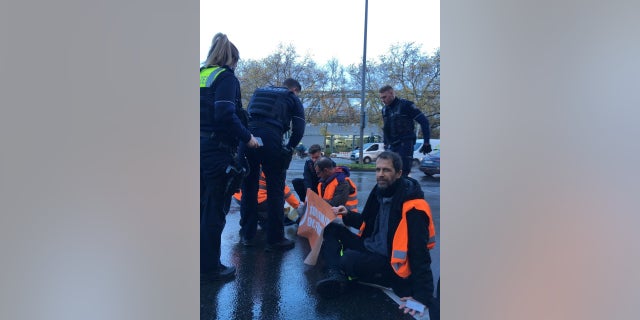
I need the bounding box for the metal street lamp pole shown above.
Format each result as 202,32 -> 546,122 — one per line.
358,0 -> 368,164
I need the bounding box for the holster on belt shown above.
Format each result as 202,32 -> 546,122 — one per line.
222,164 -> 247,214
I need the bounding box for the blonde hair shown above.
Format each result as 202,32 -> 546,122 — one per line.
203,33 -> 240,68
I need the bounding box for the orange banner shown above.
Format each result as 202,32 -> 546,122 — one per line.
297,189 -> 336,265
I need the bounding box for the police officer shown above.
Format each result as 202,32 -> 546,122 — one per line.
239,78 -> 305,251
200,33 -> 259,281
379,85 -> 431,176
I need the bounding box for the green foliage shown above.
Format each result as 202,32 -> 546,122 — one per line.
344,163 -> 376,171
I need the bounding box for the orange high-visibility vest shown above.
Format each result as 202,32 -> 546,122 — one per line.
233,172 -> 299,208
390,199 -> 436,278
317,177 -> 358,212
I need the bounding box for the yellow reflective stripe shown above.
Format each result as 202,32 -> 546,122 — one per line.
200,66 -> 225,87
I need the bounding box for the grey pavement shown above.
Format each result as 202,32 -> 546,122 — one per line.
201,158 -> 440,320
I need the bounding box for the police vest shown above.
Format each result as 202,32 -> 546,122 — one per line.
247,86 -> 292,132
200,66 -> 225,88
200,66 -> 248,145
390,199 -> 436,278
382,100 -> 415,139
317,177 -> 358,212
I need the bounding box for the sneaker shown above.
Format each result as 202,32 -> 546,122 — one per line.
316,268 -> 348,298
265,238 -> 295,252
201,263 -> 236,282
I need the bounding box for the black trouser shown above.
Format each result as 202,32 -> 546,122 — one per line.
321,223 -> 440,319
239,127 -> 289,244
200,137 -> 235,274
292,178 -> 307,202
320,223 -> 396,284
389,140 -> 414,176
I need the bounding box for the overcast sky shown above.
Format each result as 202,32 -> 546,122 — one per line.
200,0 -> 440,66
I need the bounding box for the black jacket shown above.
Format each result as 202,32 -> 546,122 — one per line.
342,176 -> 435,306
302,159 -> 320,192
382,97 -> 430,145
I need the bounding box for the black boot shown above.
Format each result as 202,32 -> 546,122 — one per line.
316,268 -> 348,298
201,263 -> 236,282
265,238 -> 295,252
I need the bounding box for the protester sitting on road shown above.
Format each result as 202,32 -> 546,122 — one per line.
233,167 -> 300,233
315,151 -> 438,319
314,157 -> 358,212
292,144 -> 323,203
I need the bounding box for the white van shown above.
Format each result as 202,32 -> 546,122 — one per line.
350,142 -> 385,164
413,139 -> 440,166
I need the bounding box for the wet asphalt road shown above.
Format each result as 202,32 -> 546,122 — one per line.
201,157 -> 440,320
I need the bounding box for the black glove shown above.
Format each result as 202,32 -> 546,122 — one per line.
419,143 -> 432,154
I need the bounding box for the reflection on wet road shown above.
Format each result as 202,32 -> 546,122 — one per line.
201,158 -> 439,320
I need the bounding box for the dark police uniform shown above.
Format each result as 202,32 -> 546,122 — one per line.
382,97 -> 430,176
239,86 -> 305,246
200,65 -> 252,275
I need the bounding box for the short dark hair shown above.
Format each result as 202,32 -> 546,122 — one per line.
315,157 -> 335,171
283,78 -> 302,92
376,151 -> 402,173
378,85 -> 393,93
308,144 -> 322,154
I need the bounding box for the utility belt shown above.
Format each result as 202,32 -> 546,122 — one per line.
389,136 -> 416,146
201,131 -> 237,154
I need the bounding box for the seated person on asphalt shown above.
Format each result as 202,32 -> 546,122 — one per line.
315,151 -> 438,319
292,144 -> 323,203
314,157 -> 358,212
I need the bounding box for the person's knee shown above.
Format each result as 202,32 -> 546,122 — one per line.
323,223 -> 341,238
338,250 -> 361,275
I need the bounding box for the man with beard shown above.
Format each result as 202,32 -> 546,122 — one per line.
315,151 -> 439,319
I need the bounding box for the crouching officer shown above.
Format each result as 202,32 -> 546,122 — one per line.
239,78 -> 305,251
200,33 -> 259,282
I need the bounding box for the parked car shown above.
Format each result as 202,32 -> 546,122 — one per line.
419,149 -> 440,176
413,139 -> 441,166
350,142 -> 384,164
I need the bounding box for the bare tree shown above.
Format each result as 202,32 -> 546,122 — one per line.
236,43 -> 322,109
236,42 -> 440,138
377,43 -> 440,138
